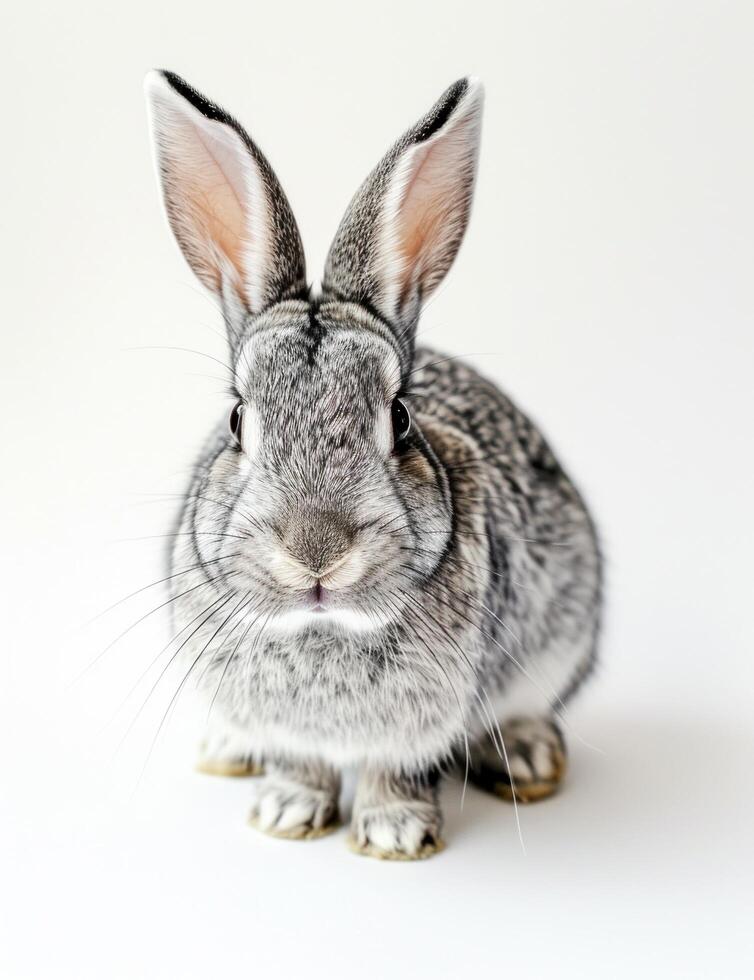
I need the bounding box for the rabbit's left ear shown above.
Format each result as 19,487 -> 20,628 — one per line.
323,78 -> 483,358
144,71 -> 306,324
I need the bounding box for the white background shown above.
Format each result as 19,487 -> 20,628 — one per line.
2,2 -> 753,977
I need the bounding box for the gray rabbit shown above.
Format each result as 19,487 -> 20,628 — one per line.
144,71 -> 602,859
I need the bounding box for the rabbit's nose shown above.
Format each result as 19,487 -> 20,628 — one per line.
272,509 -> 364,591
283,509 -> 354,571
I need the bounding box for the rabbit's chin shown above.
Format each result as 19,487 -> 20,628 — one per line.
264,605 -> 393,636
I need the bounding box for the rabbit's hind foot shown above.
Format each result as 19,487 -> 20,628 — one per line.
470,716 -> 567,803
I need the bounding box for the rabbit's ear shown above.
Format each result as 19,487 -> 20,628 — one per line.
144,71 -> 306,322
323,77 -> 483,352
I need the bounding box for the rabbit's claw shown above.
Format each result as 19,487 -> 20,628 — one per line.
349,801 -> 444,861
248,773 -> 340,840
471,716 -> 567,803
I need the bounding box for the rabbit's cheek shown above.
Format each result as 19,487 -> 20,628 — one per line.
398,447 -> 436,485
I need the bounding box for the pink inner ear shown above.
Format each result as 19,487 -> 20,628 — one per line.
396,134 -> 472,302
398,146 -> 436,266
181,174 -> 246,292
164,111 -> 252,294
151,85 -> 267,308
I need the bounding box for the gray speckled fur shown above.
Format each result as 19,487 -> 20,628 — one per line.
147,72 -> 602,851
172,319 -> 601,772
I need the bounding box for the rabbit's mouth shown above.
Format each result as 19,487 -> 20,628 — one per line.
264,588 -> 394,635
306,582 -> 330,612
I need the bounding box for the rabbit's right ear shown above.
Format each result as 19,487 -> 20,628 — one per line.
323,78 -> 483,364
144,71 -> 307,325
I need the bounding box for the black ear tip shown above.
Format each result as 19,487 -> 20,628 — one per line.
144,69 -> 182,89
413,76 -> 483,144
451,76 -> 485,103
159,71 -> 204,107
144,69 -> 185,100
161,70 -> 209,105
446,76 -> 485,104
144,70 -> 236,129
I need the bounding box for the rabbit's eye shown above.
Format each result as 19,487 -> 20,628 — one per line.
229,400 -> 244,446
391,397 -> 411,446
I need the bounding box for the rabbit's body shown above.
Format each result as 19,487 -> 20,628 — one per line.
146,71 -> 602,858
171,332 -> 600,771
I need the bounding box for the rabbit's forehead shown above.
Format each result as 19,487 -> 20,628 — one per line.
235,322 -> 401,407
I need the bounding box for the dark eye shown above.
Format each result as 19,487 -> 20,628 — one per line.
229,399 -> 244,446
391,397 -> 411,446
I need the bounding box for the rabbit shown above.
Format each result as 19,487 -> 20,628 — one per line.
143,70 -> 602,860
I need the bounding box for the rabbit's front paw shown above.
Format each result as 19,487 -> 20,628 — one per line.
197,754 -> 263,777
196,726 -> 263,777
248,774 -> 340,840
349,801 -> 444,860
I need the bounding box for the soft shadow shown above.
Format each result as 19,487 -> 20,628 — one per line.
441,711 -> 754,857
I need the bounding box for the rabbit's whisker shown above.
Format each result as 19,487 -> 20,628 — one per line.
405,351 -> 504,379
405,544 -> 572,613
475,687 -> 526,853
85,551 -> 243,626
417,576 -> 563,713
76,578 -> 211,683
207,605 -> 270,723
391,587 -> 474,804
104,580 -> 227,729
113,589 -> 235,761
413,577 -> 601,752
187,490 -> 265,537
391,565 -> 560,723
125,344 -> 235,378
195,592 -> 255,691
134,591 -> 250,789
116,530 -> 248,544
239,609 -> 278,698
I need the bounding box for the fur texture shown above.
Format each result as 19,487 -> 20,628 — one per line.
144,71 -> 602,859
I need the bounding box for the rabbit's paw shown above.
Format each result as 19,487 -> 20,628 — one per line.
196,728 -> 263,777
248,774 -> 340,840
197,752 -> 263,777
349,801 -> 444,860
473,716 -> 567,803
